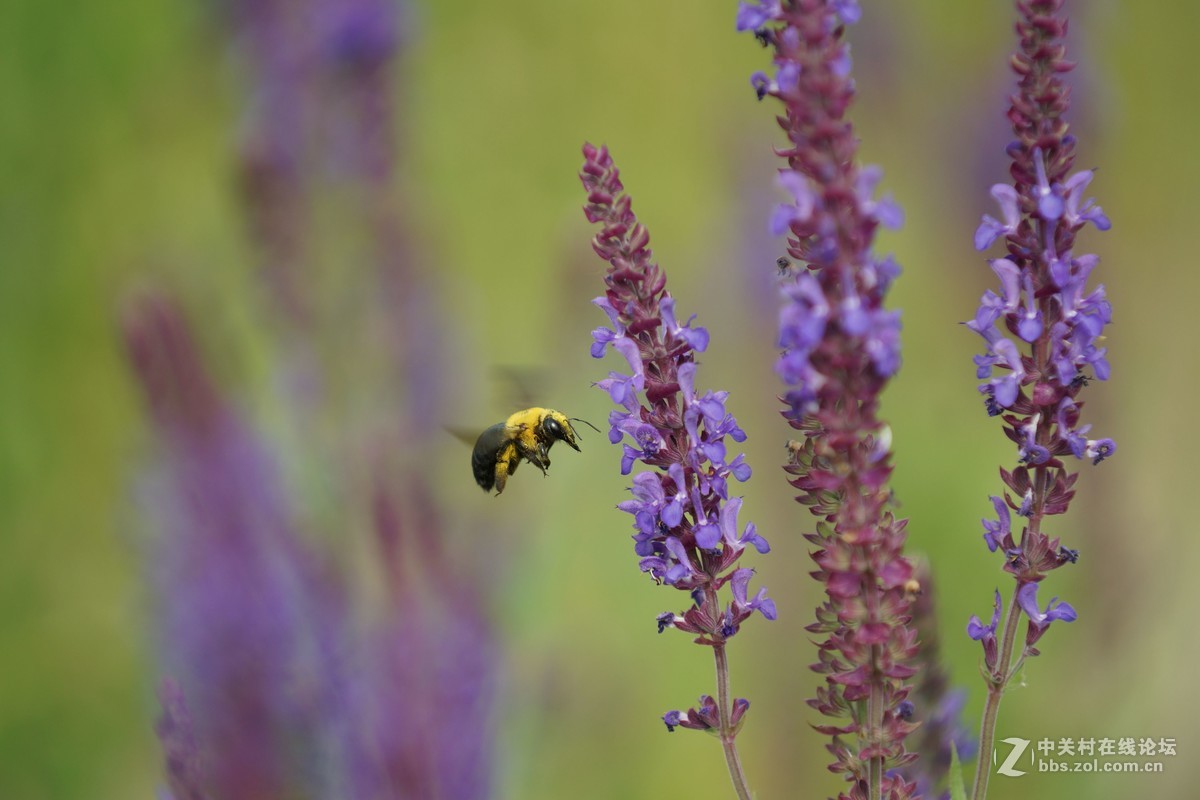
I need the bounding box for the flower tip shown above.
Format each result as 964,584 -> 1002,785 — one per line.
736,1 -> 781,32
1052,601 -> 1078,623
974,218 -> 1002,251
834,0 -> 862,25
730,698 -> 750,727
875,196 -> 904,230
758,596 -> 778,620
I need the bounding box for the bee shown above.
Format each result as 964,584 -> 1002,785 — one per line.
471,408 -> 597,495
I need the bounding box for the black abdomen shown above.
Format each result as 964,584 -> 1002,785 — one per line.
471,423 -> 508,491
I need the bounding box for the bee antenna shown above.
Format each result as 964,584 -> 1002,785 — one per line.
570,417 -> 601,435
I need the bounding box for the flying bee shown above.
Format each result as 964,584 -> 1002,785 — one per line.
470,408 -> 598,495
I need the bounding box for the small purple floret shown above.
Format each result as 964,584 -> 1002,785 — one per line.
967,590 -> 1002,641
735,1 -> 783,32
1016,581 -> 1077,628
981,495 -> 1010,553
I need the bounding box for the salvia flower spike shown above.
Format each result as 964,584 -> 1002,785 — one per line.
581,142 -> 772,800
966,3 -> 1114,799
739,2 -> 919,799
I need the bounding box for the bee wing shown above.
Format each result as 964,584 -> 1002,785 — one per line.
493,365 -> 550,413
445,426 -> 483,447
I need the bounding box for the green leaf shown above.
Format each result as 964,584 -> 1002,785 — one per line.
949,741 -> 969,800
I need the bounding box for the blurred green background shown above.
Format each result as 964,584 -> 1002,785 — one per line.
2,0 -> 1195,798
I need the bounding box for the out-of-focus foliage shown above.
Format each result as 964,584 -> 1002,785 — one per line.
2,1 -> 1197,798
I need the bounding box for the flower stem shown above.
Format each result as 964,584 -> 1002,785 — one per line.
868,648 -> 883,800
971,583 -> 1024,800
712,637 -> 753,800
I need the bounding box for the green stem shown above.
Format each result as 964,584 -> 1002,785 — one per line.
713,636 -> 753,800
971,583 -> 1025,800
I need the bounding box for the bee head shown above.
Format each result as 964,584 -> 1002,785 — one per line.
541,410 -> 581,451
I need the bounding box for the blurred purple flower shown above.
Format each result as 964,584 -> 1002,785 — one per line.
155,679 -> 206,800
901,564 -> 976,799
127,293 -> 496,800
126,294 -> 342,799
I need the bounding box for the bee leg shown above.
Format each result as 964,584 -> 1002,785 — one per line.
518,441 -> 550,476
494,444 -> 519,495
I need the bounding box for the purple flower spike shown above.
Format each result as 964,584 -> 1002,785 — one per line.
966,7 -> 1116,794
742,4 -> 919,795
969,0 -> 1115,567
580,144 -> 770,769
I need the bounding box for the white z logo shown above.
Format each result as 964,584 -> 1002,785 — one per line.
995,737 -> 1031,777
